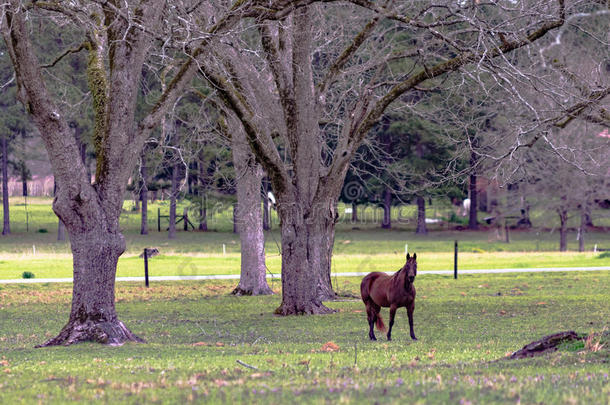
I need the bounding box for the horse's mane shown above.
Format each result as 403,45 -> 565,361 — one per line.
391,264 -> 407,288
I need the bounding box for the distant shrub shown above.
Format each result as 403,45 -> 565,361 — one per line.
596,251 -> 610,259
471,247 -> 486,253
22,271 -> 35,279
37,228 -> 48,233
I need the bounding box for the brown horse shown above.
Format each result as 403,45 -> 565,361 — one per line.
360,253 -> 417,341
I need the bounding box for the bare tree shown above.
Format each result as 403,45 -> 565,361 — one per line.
1,0 -> 299,345
225,113 -> 273,296
199,0 -> 589,314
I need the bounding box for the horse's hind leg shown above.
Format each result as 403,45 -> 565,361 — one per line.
366,303 -> 379,341
387,304 -> 397,341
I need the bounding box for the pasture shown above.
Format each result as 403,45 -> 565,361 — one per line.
1,272 -> 609,404
1,197 -> 609,403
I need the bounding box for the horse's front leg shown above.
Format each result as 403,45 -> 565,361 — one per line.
387,304 -> 397,341
407,300 -> 417,340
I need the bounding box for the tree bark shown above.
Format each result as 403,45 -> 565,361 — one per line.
274,197 -> 337,314
57,218 -> 66,241
39,230 -> 143,346
20,165 -> 27,196
416,196 -> 427,234
558,207 -> 568,252
262,176 -> 271,231
54,181 -> 66,241
381,187 -> 392,229
168,163 -> 178,239
230,121 -> 273,296
351,202 -> 358,222
1,136 -> 9,235
140,156 -> 148,235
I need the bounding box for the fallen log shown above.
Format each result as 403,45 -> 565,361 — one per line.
509,331 -> 580,359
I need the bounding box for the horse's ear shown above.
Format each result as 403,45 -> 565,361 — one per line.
406,253 -> 410,260
413,253 -> 417,260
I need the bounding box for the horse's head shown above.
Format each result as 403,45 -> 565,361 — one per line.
403,253 -> 417,285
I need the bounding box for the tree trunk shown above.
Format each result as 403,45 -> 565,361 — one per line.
381,187 -> 391,229
1,136 -> 9,236
578,207 -> 586,252
262,176 -> 271,231
584,210 -> 593,227
230,130 -> 272,296
558,208 -> 568,252
140,158 -> 148,235
54,181 -> 66,240
468,169 -> 478,230
57,218 -> 66,241
232,203 -> 238,234
351,202 -> 358,222
416,196 -> 427,234
168,163 -> 178,239
198,196 -> 208,231
274,198 -> 336,315
198,157 -> 208,231
21,166 -> 27,196
38,229 -> 143,346
74,123 -> 90,183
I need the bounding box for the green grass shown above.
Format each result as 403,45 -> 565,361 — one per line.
1,272 -> 608,404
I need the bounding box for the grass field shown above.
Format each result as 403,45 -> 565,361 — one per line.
1,272 -> 608,404
1,197 -> 609,403
1,252 -> 609,280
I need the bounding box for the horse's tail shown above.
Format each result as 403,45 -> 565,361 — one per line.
376,314 -> 386,332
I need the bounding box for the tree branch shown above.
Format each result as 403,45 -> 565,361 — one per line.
351,0 -> 567,143
317,16 -> 380,100
552,87 -> 610,129
197,65 -> 289,196
41,43 -> 87,69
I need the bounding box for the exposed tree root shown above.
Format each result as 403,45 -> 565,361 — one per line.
36,319 -> 144,347
231,285 -> 274,296
274,301 -> 336,315
508,331 -> 580,359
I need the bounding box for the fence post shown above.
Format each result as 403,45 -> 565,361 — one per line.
183,207 -> 189,231
454,240 -> 458,279
157,208 -> 161,232
144,248 -> 149,287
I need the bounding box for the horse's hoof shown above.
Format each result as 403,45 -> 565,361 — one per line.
387,336 -> 392,341
411,336 -> 418,341
370,336 -> 377,341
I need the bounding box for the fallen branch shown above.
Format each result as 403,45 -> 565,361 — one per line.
508,331 -> 580,359
236,359 -> 258,370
